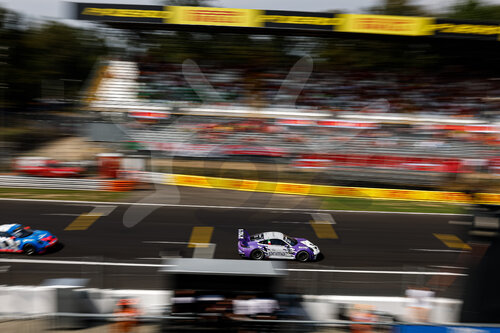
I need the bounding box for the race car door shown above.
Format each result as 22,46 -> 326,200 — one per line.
0,232 -> 20,252
268,239 -> 295,259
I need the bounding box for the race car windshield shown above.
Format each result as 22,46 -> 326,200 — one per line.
12,227 -> 33,238
285,236 -> 297,246
250,233 -> 264,241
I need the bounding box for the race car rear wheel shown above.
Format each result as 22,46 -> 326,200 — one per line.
296,251 -> 310,262
251,249 -> 264,260
23,244 -> 36,256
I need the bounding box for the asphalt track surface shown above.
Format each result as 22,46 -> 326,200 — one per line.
0,197 -> 476,298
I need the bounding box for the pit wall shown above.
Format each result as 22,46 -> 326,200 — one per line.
0,286 -> 461,323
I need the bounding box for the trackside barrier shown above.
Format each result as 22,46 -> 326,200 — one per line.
0,175 -> 107,191
0,286 -> 169,317
153,172 -> 500,205
0,176 -> 137,192
105,180 -> 136,192
303,295 -> 461,323
0,286 -> 56,316
0,285 -> 463,324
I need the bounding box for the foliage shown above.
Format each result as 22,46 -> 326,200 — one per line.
0,6 -> 108,109
367,0 -> 429,16
143,32 -> 298,67
160,0 -> 213,7
444,0 -> 500,21
3,0 -> 500,112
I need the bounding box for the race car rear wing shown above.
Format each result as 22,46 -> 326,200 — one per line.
238,229 -> 250,246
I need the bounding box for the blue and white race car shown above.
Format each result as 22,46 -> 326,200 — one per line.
238,229 -> 320,262
0,224 -> 58,255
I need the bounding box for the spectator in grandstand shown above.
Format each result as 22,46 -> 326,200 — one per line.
136,58 -> 500,117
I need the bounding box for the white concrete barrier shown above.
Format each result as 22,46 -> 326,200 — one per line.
0,286 -> 56,316
102,289 -> 171,316
303,295 -> 462,323
0,285 -> 461,324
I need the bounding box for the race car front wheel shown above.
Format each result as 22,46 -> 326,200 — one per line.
23,244 -> 36,256
296,251 -> 310,262
251,249 -> 264,260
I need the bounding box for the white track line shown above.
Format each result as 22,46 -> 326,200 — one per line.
0,198 -> 469,216
271,221 -> 305,224
410,248 -> 468,253
448,221 -> 473,225
0,258 -> 468,276
143,241 -> 214,246
41,213 -> 81,217
89,205 -> 117,216
271,221 -> 330,224
280,268 -> 467,276
135,258 -> 163,260
429,265 -> 466,270
311,213 -> 336,224
42,206 -> 117,217
0,258 -> 167,268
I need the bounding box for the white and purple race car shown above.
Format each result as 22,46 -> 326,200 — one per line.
238,229 -> 320,262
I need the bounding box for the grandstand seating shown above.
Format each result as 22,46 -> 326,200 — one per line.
90,60 -> 170,112
88,59 -> 500,187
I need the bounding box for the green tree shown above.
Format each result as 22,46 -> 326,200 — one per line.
2,12 -> 107,108
367,0 -> 428,16
160,0 -> 213,6
445,0 -> 500,21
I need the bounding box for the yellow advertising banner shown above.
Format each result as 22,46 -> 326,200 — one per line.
168,6 -> 261,27
167,174 -> 500,205
275,182 -> 311,195
336,14 -> 434,36
475,193 -> 500,204
425,19 -> 500,41
174,174 -> 213,188
80,7 -> 170,20
210,177 -> 259,192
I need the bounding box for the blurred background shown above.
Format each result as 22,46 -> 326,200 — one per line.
3,0 -> 500,331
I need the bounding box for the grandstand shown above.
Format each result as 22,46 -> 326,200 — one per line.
77,4 -> 500,189
84,56 -> 500,188
100,59 -> 500,118
90,60 -> 170,114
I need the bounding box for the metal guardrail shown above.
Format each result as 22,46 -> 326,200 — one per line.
0,175 -> 106,191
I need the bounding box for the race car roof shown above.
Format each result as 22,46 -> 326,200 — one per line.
0,224 -> 21,233
253,231 -> 285,241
